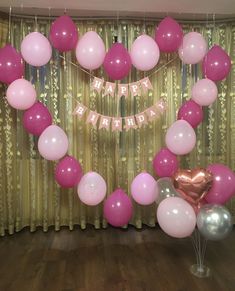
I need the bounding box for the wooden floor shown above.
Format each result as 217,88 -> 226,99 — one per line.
0,226 -> 235,291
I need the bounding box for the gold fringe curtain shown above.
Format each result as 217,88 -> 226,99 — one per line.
0,16 -> 235,236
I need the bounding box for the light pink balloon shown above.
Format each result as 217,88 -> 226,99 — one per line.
76,31 -> 105,70
77,172 -> 107,206
21,32 -> 52,67
165,120 -> 196,155
157,197 -> 196,238
38,125 -> 69,161
6,78 -> 36,110
131,172 -> 159,205
178,32 -> 207,64
130,34 -> 160,71
192,78 -> 218,106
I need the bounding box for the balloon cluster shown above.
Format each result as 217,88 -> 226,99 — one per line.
153,165 -> 235,241
151,19 -> 233,241
0,14 -> 234,233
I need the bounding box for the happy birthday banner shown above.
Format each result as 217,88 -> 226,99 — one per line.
73,99 -> 166,132
91,76 -> 153,98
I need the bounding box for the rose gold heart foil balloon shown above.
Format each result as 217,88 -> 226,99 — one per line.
173,168 -> 213,212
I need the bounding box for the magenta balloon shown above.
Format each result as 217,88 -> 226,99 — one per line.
205,164 -> 235,205
202,45 -> 231,81
77,172 -> 107,206
55,155 -> 83,188
165,120 -> 196,155
131,172 -> 159,205
177,99 -> 203,128
23,101 -> 52,136
0,44 -> 24,84
130,35 -> 160,71
6,78 -> 37,110
76,31 -> 105,70
103,43 -> 132,80
104,188 -> 133,227
153,147 -> 179,177
21,32 -> 52,67
191,78 -> 218,106
178,32 -> 207,64
49,15 -> 78,52
157,197 -> 196,238
38,125 -> 69,161
155,16 -> 183,53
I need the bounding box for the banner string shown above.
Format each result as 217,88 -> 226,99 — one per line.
59,55 -> 178,84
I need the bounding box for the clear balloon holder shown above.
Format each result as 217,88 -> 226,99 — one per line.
190,229 -> 210,278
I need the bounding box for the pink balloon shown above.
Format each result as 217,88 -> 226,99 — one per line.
76,31 -> 105,70
49,15 -> 78,52
103,43 -> 132,80
205,164 -> 235,205
104,188 -> 133,227
191,78 -> 218,106
157,197 -> 196,238
23,101 -> 52,136
55,155 -> 83,188
131,172 -> 159,205
178,32 -> 207,64
21,32 -> 52,67
153,147 -> 178,177
165,120 -> 196,155
0,44 -> 24,84
77,172 -> 107,206
177,99 -> 203,128
6,78 -> 37,110
130,35 -> 160,71
202,45 -> 231,81
38,125 -> 68,161
155,17 -> 183,53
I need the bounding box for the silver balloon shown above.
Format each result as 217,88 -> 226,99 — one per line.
156,177 -> 179,204
197,204 -> 233,241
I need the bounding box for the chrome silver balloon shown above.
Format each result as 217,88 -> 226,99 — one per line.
197,204 -> 233,241
156,177 -> 179,204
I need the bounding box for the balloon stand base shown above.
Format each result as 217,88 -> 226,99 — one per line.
190,264 -> 210,278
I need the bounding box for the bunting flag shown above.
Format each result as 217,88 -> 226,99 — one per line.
104,82 -> 116,97
73,99 -> 166,132
145,105 -> 160,121
72,103 -> 87,118
118,84 -> 129,98
135,112 -> 148,128
124,116 -> 137,130
91,77 -> 153,97
129,82 -> 141,97
112,117 -> 122,132
140,77 -> 153,93
86,111 -> 100,127
92,77 -> 104,93
99,115 -> 111,130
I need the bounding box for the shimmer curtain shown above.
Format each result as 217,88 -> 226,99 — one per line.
0,15 -> 235,236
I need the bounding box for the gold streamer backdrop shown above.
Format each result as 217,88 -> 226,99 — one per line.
0,15 -> 235,236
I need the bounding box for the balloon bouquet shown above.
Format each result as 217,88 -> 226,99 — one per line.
0,13 -> 234,277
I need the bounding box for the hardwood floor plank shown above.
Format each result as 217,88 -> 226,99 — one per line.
0,227 -> 234,291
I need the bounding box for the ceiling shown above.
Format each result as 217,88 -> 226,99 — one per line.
0,0 -> 235,20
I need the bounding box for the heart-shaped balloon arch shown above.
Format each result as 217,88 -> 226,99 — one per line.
1,15 -> 235,242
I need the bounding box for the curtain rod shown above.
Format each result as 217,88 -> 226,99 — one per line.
0,11 -> 235,24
